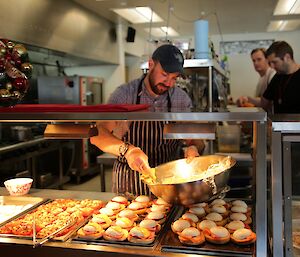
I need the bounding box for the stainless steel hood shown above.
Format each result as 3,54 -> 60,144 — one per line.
0,0 -> 119,65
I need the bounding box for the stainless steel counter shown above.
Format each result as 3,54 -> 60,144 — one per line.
0,109 -> 267,257
270,115 -> 300,257
0,188 -> 228,257
0,109 -> 266,122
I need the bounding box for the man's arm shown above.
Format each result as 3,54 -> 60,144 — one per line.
260,96 -> 272,112
90,122 -> 151,174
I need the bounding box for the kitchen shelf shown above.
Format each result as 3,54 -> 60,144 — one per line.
44,175 -> 70,189
141,58 -> 228,77
0,108 -> 265,122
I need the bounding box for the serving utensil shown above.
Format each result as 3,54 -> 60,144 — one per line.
33,219 -> 76,247
32,213 -> 36,248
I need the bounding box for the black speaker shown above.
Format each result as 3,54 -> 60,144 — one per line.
126,26 -> 136,42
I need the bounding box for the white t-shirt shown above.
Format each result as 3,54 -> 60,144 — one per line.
255,67 -> 276,97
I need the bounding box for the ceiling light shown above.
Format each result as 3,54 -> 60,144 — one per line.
267,20 -> 300,31
274,0 -> 300,15
144,27 -> 179,37
112,7 -> 163,24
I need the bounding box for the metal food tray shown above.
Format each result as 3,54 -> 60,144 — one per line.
160,200 -> 255,257
161,230 -> 254,257
72,205 -> 179,248
0,195 -> 48,227
0,199 -> 93,242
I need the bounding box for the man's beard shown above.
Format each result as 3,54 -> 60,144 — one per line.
149,72 -> 168,95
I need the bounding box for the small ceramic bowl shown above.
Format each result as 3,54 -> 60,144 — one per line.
4,178 -> 33,196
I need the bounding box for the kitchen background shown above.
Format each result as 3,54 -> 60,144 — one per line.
0,0 -> 299,190
1,0 -> 300,102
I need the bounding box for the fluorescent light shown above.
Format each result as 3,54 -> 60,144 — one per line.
274,0 -> 300,15
267,20 -> 300,31
144,27 -> 179,37
112,7 -> 163,24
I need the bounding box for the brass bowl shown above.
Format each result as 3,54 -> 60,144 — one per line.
147,155 -> 236,206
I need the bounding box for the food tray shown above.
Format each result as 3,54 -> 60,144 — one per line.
0,195 -> 47,227
0,198 -> 103,242
72,205 -> 179,248
160,200 -> 255,257
160,229 -> 254,256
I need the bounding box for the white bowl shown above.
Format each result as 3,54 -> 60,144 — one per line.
4,178 -> 33,196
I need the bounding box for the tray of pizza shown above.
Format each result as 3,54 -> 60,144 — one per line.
0,198 -> 104,242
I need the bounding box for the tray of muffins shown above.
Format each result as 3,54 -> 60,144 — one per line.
160,198 -> 256,256
72,195 -> 176,247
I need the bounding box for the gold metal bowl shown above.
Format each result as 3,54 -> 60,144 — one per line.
147,155 -> 236,206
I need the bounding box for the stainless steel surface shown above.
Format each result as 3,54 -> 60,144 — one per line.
0,137 -> 45,154
254,121 -> 267,257
272,131 -> 283,257
270,114 -> 300,132
0,196 -> 46,227
0,109 -> 267,122
1,0 -> 118,64
163,123 -> 216,140
283,141 -> 293,256
33,213 -> 36,247
141,59 -> 227,77
37,76 -> 103,105
0,188 -> 115,201
208,66 -> 213,112
147,155 -> 235,206
270,116 -> 300,257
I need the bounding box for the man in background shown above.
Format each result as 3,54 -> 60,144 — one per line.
262,41 -> 300,113
237,48 -> 275,107
263,41 -> 300,195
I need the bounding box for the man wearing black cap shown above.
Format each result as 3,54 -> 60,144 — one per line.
91,44 -> 203,197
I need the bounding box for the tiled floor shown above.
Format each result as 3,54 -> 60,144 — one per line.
63,168 -> 113,192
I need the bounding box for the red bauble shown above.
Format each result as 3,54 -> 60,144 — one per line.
13,77 -> 28,92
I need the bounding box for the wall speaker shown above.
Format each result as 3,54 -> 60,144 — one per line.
126,26 -> 136,42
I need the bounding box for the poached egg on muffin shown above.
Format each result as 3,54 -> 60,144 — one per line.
231,228 -> 256,245
171,219 -> 191,234
204,226 -> 230,244
178,227 -> 205,245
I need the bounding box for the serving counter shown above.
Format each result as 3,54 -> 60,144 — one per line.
0,188 -> 251,257
0,108 -> 267,256
270,115 -> 300,257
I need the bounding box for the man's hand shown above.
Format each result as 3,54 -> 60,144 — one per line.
184,145 -> 200,164
236,96 -> 255,107
236,96 -> 249,107
125,147 -> 151,174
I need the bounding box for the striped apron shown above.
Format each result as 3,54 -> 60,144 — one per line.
112,78 -> 181,198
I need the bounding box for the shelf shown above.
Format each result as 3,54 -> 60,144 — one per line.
44,175 -> 70,189
0,109 -> 266,123
141,58 -> 228,77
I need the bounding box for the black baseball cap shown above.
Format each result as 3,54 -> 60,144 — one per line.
152,44 -> 185,75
